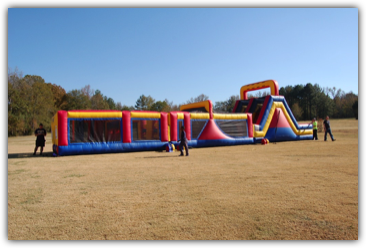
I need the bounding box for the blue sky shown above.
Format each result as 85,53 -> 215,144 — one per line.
8,7 -> 358,107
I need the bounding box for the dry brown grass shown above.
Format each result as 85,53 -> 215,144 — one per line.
7,118 -> 358,240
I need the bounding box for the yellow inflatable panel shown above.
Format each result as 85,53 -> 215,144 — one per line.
213,113 -> 248,120
190,113 -> 210,119
180,100 -> 210,113
177,113 -> 184,119
130,112 -> 161,119
67,111 -> 122,119
51,112 -> 58,146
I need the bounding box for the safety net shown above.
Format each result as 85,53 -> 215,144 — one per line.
191,120 -> 207,139
132,119 -> 160,141
70,119 -> 121,143
215,120 -> 248,137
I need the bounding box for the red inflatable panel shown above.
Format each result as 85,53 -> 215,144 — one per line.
184,112 -> 191,140
170,112 -> 178,141
160,112 -> 169,142
122,111 -> 131,143
58,110 -> 68,146
208,100 -> 213,119
198,119 -> 232,140
247,113 -> 253,137
232,100 -> 240,113
269,108 -> 290,128
256,95 -> 270,125
245,98 -> 254,113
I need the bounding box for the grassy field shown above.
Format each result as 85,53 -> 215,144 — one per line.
7,119 -> 358,240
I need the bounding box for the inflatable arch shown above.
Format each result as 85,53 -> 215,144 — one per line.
240,79 -> 279,100
51,80 -> 313,156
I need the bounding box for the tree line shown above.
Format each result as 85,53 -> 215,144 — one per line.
278,83 -> 358,121
8,68 -> 358,136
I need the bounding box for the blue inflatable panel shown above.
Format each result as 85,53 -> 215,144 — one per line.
196,138 -> 255,147
58,137 -> 257,156
58,141 -> 166,156
187,138 -> 255,148
265,127 -> 313,142
169,138 -> 255,150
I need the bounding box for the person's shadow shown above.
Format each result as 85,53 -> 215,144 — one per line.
8,152 -> 53,159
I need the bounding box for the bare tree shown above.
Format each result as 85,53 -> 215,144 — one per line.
186,94 -> 209,104
81,85 -> 94,100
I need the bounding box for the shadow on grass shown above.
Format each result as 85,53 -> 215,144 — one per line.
142,155 -> 178,159
8,152 -> 54,159
142,154 -> 178,158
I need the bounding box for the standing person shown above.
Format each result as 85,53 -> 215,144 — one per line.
310,117 -> 318,140
179,126 -> 189,156
323,116 -> 336,141
34,123 -> 47,155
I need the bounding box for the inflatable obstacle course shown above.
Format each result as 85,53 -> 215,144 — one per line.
51,80 -> 313,156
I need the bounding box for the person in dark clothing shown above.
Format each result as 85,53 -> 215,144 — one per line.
323,116 -> 335,141
34,123 -> 47,155
179,126 -> 189,156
